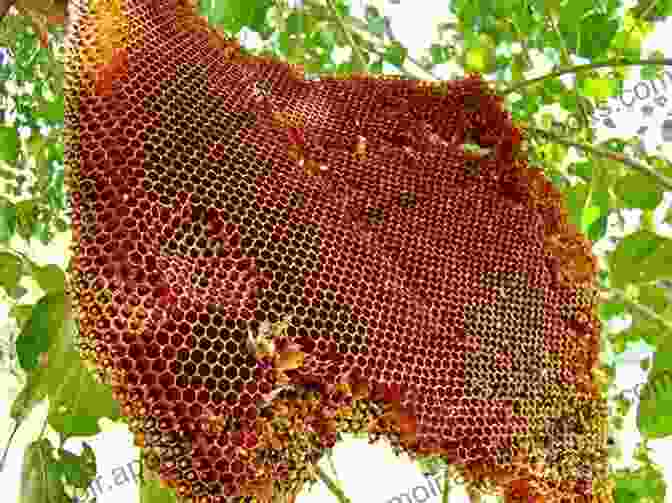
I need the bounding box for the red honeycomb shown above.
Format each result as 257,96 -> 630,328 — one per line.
63,1 -> 613,502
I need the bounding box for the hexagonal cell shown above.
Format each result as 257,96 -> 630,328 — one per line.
158,372 -> 175,388
152,358 -> 167,373
224,366 -> 237,381
205,350 -> 218,365
190,349 -> 205,364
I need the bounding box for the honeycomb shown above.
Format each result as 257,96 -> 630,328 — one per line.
63,0 -> 612,502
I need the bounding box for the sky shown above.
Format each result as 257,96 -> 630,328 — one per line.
2,1 -> 672,502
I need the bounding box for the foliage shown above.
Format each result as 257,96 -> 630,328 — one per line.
1,1 -> 671,502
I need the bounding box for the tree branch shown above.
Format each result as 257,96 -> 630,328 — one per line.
527,127 -> 672,192
502,58 -> 672,95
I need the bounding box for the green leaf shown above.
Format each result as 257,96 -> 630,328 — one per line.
613,173 -> 664,210
564,182 -> 589,229
367,15 -> 386,36
383,41 -> 407,67
493,0 -> 523,15
510,53 -> 527,82
585,159 -> 613,242
560,13 -> 619,59
38,94 -> 64,124
20,439 -> 70,503
429,44 -> 450,65
47,321 -> 121,436
463,35 -> 497,74
15,294 -> 64,371
637,335 -> 672,439
608,231 -> 672,288
581,205 -> 601,231
0,126 -> 19,162
11,372 -> 48,425
569,160 -> 592,182
9,301 -> 32,326
618,318 -> 661,347
638,285 -> 670,314
285,12 -> 304,34
58,445 -> 97,490
0,251 -> 22,296
32,264 -> 66,294
600,300 -> 626,321
141,478 -> 179,503
641,65 -> 660,81
587,215 -> 608,242
15,199 -> 37,241
558,0 -> 596,22
0,200 -> 17,242
581,77 -> 616,99
206,0 -> 274,34
614,469 -> 667,503
12,299 -> 120,437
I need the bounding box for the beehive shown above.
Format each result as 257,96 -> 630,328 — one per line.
63,0 -> 612,502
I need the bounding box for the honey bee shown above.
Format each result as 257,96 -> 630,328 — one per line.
303,159 -> 322,177
254,80 -> 273,98
353,135 -> 367,161
247,320 -> 276,359
197,406 -> 229,435
247,315 -> 293,360
261,385 -> 296,405
273,315 -> 291,337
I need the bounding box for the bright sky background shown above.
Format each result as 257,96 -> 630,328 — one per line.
2,1 -> 672,502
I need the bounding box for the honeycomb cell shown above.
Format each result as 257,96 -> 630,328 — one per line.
65,1 -> 610,501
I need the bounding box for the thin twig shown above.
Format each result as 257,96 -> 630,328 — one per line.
527,127 -> 672,192
0,422 -> 19,472
358,37 -> 417,78
545,14 -> 593,141
302,0 -> 440,80
442,468 -> 450,503
637,0 -> 662,22
317,464 -> 352,503
345,9 -> 442,80
502,58 -> 672,95
326,449 -> 340,485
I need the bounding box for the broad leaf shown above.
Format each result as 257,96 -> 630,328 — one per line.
608,231 -> 672,288
0,126 -> 19,162
0,199 -> 17,242
638,285 -> 670,314
58,444 -> 97,490
0,251 -> 22,296
32,263 -> 66,294
384,41 -> 407,67
20,439 -> 70,503
637,334 -> 672,439
613,172 -> 664,210
141,478 -> 179,503
45,317 -> 121,436
15,293 -> 64,371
